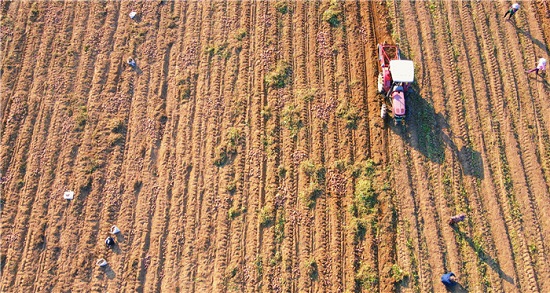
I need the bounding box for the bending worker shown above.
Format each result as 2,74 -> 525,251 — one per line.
526,57 -> 547,75
441,272 -> 458,287
504,3 -> 520,19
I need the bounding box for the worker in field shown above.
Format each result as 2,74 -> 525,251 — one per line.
441,272 -> 458,287
127,57 -> 137,68
105,236 -> 116,248
448,213 -> 466,226
526,57 -> 547,75
504,3 -> 520,19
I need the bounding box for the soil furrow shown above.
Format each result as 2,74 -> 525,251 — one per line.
240,1 -> 268,291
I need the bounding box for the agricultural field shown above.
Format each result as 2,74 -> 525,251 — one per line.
1,1 -> 550,292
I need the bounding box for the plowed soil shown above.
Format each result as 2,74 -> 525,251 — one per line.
2,1 -> 550,292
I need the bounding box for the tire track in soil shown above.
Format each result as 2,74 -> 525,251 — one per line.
299,1 -> 328,291
195,0 -> 228,288
222,0 -> 251,292
422,1 -> 520,290
311,1 -> 355,291
0,0 -> 31,102
454,2 -> 522,292
477,2 -> 545,291
389,131 -> 422,293
0,1 -> 62,174
263,3 -> 289,293
522,2 -> 550,146
439,2 -> 518,292
283,1 -> 309,292
156,1 -> 193,290
84,3 -> 137,292
534,0 -> 550,146
389,3 -> 432,292
326,2 -> 356,289
308,1 -> 331,290
482,2 -> 550,290
275,2 -> 306,292
149,2 -> 192,292
341,3 -> 362,291
467,1 -> 538,291
234,2 -> 253,291
324,31 -> 346,287
2,1 -> 550,292
195,2 -> 238,291
427,2 -> 509,292
142,7 -> 172,292
397,1 -> 502,291
262,1 -> 292,292
238,2 -> 267,292
0,1 -> 27,127
407,0 -> 463,286
159,1 -> 201,291
521,1 -> 550,284
0,0 -> 21,84
3,2 -> 60,286
508,0 -> 550,281
138,2 -> 180,292
260,8 -> 277,289
291,1 -> 305,290
209,4 -> 244,290
257,2 -> 283,291
176,0 -> 215,291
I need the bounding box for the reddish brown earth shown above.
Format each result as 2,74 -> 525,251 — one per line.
1,1 -> 550,292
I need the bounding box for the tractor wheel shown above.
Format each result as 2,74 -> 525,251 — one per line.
380,103 -> 387,119
377,73 -> 384,94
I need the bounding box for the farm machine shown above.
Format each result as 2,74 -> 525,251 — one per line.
377,43 -> 414,123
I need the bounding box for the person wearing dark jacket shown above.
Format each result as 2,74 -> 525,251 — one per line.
105,236 -> 116,248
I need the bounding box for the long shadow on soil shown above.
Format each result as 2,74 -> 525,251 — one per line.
454,227 -> 515,286
100,264 -> 117,280
514,25 -> 550,55
445,282 -> 468,293
387,90 -> 484,179
530,73 -> 550,88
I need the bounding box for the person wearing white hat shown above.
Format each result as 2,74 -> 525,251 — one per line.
504,3 -> 520,19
